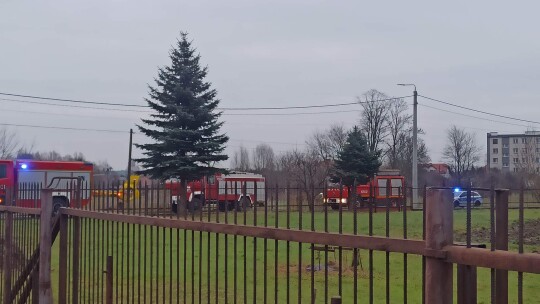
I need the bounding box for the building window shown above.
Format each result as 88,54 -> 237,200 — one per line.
503,163 -> 509,167
514,168 -> 519,172
522,158 -> 526,163
503,144 -> 509,148
513,138 -> 518,144
492,138 -> 498,144
537,148 -> 540,153
522,138 -> 527,144
493,148 -> 498,154
513,158 -> 519,163
503,153 -> 509,157
513,148 -> 518,154
493,158 -> 498,163
537,158 -> 540,163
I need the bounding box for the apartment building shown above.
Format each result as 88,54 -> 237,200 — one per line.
487,131 -> 540,172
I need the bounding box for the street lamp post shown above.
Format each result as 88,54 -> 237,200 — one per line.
398,84 -> 419,209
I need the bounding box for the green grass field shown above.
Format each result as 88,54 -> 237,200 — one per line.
42,208 -> 540,303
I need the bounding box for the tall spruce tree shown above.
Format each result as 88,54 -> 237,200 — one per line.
136,32 -> 228,212
334,126 -> 381,186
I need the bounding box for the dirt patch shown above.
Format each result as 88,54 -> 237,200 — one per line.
509,219 -> 540,246
455,219 -> 540,249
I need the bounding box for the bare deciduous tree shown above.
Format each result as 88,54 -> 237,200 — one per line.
231,146 -> 251,171
252,143 -> 275,172
386,98 -> 412,168
281,148 -> 326,211
0,127 -> 20,159
358,89 -> 391,155
394,129 -> 430,182
307,124 -> 348,162
443,125 -> 481,184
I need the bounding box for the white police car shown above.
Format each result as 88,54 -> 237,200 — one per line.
453,188 -> 483,208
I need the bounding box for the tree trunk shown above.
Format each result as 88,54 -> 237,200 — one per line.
179,178 -> 188,216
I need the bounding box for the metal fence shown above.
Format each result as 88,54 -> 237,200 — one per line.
1,182 -> 540,303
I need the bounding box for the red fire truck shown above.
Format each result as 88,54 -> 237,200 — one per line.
0,159 -> 93,213
167,171 -> 265,212
324,171 -> 405,210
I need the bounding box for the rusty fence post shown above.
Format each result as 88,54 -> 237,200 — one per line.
2,209 -> 13,304
457,264 -> 477,304
495,189 -> 509,304
38,188 -> 53,303
425,188 -> 453,304
106,256 -> 113,304
58,213 -> 68,304
72,183 -> 81,304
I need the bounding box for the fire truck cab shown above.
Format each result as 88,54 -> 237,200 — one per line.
0,159 -> 93,213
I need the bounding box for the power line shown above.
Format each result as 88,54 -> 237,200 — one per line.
0,92 -> 147,108
0,122 -> 129,133
0,91 -> 411,111
0,98 -> 151,113
220,96 -> 412,110
419,95 -> 540,125
223,109 -> 362,116
418,103 -> 530,128
1,97 -> 361,116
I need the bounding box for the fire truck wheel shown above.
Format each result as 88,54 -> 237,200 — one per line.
171,203 -> 178,214
188,198 -> 202,212
330,204 -> 339,210
52,198 -> 66,215
218,202 -> 227,212
236,197 -> 250,211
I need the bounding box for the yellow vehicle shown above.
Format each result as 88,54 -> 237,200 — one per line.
93,175 -> 141,204
116,175 -> 141,203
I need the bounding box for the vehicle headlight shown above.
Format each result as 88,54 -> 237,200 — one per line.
340,198 -> 347,203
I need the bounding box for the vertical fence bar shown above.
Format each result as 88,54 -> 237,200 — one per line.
489,183 -> 495,304
421,185 -> 426,304
518,184 -> 524,304
466,182 -> 472,248
424,188 -> 453,304
286,182 -> 290,304
38,188 -> 53,303
274,183 -> 279,304
106,256 -> 113,304
495,189 -> 509,304
242,182 -> 247,304
264,182 -> 268,304
368,183 -> 373,304
59,213 -> 68,304
298,186 -> 302,304
402,185 -> 408,304
310,184 -> 315,304
323,181 -> 328,304
253,181 -> 258,304
72,183 -> 81,304
353,179 -> 358,304
2,207 -> 13,304
385,179 -> 391,304
234,181 -> 238,304
338,180 -> 343,297
224,180 -> 229,304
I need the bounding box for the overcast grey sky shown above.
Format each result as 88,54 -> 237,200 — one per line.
1,1 -> 539,169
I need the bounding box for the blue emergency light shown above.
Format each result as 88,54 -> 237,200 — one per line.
20,163 -> 28,170
453,187 -> 460,193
